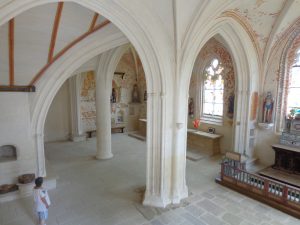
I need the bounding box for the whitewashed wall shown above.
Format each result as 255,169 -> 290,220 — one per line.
0,93 -> 35,185
44,81 -> 71,142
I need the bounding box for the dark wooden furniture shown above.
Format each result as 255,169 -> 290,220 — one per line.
272,144 -> 300,174
111,126 -> 125,133
86,126 -> 125,138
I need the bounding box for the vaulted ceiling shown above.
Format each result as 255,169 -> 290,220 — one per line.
0,0 -> 299,90
0,2 -> 114,88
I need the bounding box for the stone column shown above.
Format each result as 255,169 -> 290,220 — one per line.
69,75 -> 86,142
34,132 -> 46,177
95,45 -> 130,159
95,77 -> 113,159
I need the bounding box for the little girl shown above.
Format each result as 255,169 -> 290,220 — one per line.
33,177 -> 51,225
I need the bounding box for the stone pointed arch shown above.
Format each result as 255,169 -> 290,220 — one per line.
174,17 -> 260,181
2,0 -> 175,207
31,25 -> 129,178
274,23 -> 300,133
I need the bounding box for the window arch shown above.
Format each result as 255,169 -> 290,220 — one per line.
276,31 -> 300,132
201,58 -> 224,122
287,48 -> 300,115
189,38 -> 235,126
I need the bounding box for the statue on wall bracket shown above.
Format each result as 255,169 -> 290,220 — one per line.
132,84 -> 140,103
227,93 -> 234,119
111,88 -> 117,103
188,98 -> 194,118
262,91 -> 274,123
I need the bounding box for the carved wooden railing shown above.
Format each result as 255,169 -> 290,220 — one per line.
218,162 -> 300,217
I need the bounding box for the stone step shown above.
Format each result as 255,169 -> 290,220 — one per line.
128,132 -> 146,141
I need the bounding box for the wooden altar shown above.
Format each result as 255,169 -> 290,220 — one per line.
272,144 -> 300,174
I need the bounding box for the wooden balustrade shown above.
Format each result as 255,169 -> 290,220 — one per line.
217,162 -> 300,218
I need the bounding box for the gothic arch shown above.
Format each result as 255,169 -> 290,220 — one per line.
0,0 -> 175,207
176,17 -> 260,167
275,26 -> 300,133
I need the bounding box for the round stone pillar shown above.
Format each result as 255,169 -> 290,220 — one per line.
95,80 -> 113,160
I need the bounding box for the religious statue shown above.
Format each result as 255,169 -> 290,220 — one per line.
111,88 -> 116,103
132,84 -> 140,103
144,90 -> 147,102
262,91 -> 274,123
227,93 -> 234,119
188,98 -> 194,117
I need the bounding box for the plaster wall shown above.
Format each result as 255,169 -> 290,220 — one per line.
0,93 -> 35,185
44,81 -> 71,142
254,31 -> 298,166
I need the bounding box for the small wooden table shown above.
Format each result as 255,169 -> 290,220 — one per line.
187,129 -> 223,156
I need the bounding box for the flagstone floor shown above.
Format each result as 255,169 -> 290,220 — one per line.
0,134 -> 298,225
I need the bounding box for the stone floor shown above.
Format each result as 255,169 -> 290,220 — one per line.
0,134 -> 299,225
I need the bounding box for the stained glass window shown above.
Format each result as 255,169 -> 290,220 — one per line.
287,49 -> 300,114
202,58 -> 224,118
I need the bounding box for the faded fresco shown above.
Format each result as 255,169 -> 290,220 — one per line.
80,71 -> 96,132
111,48 -> 147,130
78,48 -> 147,133
232,0 -> 285,51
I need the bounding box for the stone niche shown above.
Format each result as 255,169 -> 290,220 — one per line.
0,145 -> 17,162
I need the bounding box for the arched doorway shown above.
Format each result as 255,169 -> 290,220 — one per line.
0,0 -> 175,207
175,18 -> 260,194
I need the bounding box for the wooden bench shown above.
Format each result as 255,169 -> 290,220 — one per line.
86,130 -> 96,138
111,126 -> 125,133
86,126 -> 125,138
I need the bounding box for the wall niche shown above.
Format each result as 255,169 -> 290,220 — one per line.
0,145 -> 17,162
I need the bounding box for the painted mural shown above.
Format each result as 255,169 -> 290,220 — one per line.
80,71 -> 96,132
78,47 -> 147,133
111,48 -> 147,130
232,0 -> 285,51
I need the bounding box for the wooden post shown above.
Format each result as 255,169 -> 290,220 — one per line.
264,180 -> 269,197
282,186 -> 288,204
221,163 -> 224,180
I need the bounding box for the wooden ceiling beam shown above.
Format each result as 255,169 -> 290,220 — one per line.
48,2 -> 64,63
9,18 -> 14,86
89,13 -> 99,32
30,20 -> 110,85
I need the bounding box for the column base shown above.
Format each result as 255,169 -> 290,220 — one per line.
143,192 -> 171,208
70,135 -> 86,142
95,152 -> 113,160
171,185 -> 189,204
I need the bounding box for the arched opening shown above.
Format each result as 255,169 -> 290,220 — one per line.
43,44 -> 149,222
187,37 -> 236,155
0,0 -> 174,208
177,18 -> 260,196
276,33 -> 300,133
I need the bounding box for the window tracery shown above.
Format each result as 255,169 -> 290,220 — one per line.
201,58 -> 224,122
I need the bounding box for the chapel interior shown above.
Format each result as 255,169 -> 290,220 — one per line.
0,1 -> 300,225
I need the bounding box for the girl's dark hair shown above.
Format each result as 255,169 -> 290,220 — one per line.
35,177 -> 43,187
